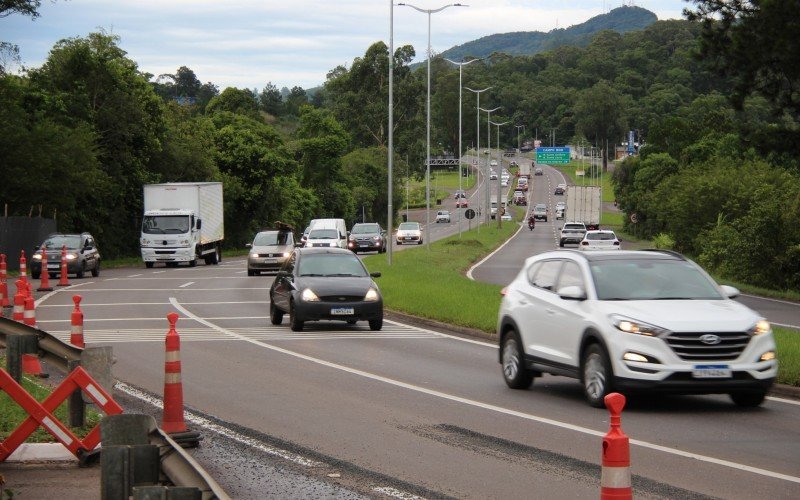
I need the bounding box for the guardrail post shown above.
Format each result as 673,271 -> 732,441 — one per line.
132,486 -> 201,500
102,415 -> 160,500
81,346 -> 115,400
67,358 -> 85,428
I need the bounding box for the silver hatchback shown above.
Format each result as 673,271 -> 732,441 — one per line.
247,229 -> 295,275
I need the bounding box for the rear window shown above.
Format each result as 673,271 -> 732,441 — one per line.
586,232 -> 616,241
399,223 -> 419,230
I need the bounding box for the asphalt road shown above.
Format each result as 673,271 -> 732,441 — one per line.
26,154 -> 799,499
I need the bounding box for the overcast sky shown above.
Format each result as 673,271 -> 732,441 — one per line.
3,1 -> 688,90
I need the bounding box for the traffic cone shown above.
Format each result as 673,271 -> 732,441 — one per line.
12,279 -> 25,323
601,393 -> 632,500
0,253 -> 9,308
57,245 -> 70,287
23,294 -> 36,327
70,295 -> 85,348
37,247 -> 54,292
19,249 -> 28,290
162,312 -> 188,433
22,354 -> 44,377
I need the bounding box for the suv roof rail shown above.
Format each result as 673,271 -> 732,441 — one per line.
641,248 -> 686,260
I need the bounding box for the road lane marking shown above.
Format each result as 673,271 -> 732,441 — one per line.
128,274 -> 142,277
170,298 -> 800,484
773,322 -> 800,330
37,300 -> 265,307
42,287 -> 269,292
741,293 -> 800,307
37,316 -> 270,324
179,281 -> 195,288
153,271 -> 166,274
466,223 -> 525,280
766,396 -> 800,406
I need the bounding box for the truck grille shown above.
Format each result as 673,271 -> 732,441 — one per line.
665,331 -> 752,361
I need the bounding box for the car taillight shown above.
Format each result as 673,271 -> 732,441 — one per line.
500,287 -> 507,296
613,241 -> 620,245
581,241 -> 589,245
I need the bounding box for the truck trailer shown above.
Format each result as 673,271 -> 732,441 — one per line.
565,186 -> 601,230
140,182 -> 224,268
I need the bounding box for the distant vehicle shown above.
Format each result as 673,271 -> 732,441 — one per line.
501,178 -> 509,187
247,227 -> 295,276
566,186 -> 601,230
396,222 -> 423,245
141,182 -> 224,268
555,207 -> 565,220
31,233 -> 100,279
518,162 -> 531,178
532,203 -> 548,221
513,191 -> 527,206
348,223 -> 387,254
559,222 -> 587,247
269,247 -> 383,331
534,168 -> 543,176
555,201 -> 566,210
454,190 -> 467,199
300,226 -> 311,247
490,160 -> 498,167
490,196 -> 499,219
456,198 -> 469,208
489,171 -> 498,180
579,230 -> 621,251
501,212 -> 513,222
497,250 -> 777,407
516,178 -> 529,192
554,186 -> 565,195
436,210 -> 451,223
307,219 -> 348,248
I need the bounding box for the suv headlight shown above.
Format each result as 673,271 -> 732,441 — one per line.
364,288 -> 380,302
610,315 -> 670,337
301,288 -> 319,302
65,253 -> 77,261
749,320 -> 771,336
32,254 -> 42,261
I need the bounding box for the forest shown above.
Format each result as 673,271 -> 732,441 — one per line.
1,1 -> 798,290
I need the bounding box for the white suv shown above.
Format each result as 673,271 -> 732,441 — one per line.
497,250 -> 777,408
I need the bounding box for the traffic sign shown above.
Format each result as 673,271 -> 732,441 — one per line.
536,147 -> 570,164
464,209 -> 476,220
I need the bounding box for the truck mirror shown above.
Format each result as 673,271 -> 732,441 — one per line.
246,243 -> 252,248
196,219 -> 202,230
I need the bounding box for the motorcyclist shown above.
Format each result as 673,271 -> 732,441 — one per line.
527,215 -> 535,230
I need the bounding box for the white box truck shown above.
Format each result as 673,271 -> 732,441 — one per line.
140,182 -> 224,268
565,186 -> 601,230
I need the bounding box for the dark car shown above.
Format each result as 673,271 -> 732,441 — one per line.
269,248 -> 383,332
554,186 -> 565,195
348,223 -> 386,253
30,233 -> 100,279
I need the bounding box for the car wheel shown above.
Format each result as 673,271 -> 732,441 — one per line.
417,240 -> 423,245
32,271 -> 40,280
289,301 -> 304,332
270,300 -> 283,325
559,240 -> 565,248
91,261 -> 100,277
346,319 -> 357,325
729,391 -> 767,407
76,263 -> 85,279
369,317 -> 383,331
247,269 -> 255,276
145,262 -> 154,269
49,272 -> 57,279
501,331 -> 534,389
582,344 -> 614,408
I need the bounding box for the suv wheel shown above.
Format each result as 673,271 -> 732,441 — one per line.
582,344 -> 613,408
270,300 -> 283,325
91,261 -> 100,277
501,331 -> 534,389
729,391 -> 767,407
76,263 -> 85,279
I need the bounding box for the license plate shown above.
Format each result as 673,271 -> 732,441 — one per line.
265,258 -> 277,263
360,243 -> 370,247
404,237 -> 413,240
692,365 -> 732,378
331,307 -> 354,315
47,265 -> 60,270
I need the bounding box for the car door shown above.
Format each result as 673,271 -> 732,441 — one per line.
272,252 -> 296,312
546,260 -> 590,368
516,259 -> 564,365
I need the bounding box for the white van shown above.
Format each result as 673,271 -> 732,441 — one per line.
306,218 -> 348,248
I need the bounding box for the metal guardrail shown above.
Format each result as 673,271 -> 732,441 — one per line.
1,316 -> 228,498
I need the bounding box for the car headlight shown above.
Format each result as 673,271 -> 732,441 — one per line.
32,254 -> 42,261
65,253 -> 77,261
249,251 -> 258,258
610,315 -> 670,337
750,320 -> 771,336
364,288 -> 380,302
282,252 -> 290,258
301,288 -> 319,302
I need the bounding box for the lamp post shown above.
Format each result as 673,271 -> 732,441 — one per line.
479,106 -> 501,226
387,0 -> 394,264
491,120 -> 510,228
444,57 -> 481,239
398,2 -> 467,250
515,124 -> 525,153
464,86 -> 491,231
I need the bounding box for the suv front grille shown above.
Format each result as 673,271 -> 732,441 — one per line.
665,331 -> 752,361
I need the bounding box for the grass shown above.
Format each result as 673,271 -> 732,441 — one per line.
554,160 -> 616,202
0,358 -> 103,442
363,223 -> 518,332
775,328 -> 800,386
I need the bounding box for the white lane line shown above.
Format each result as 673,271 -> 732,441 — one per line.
766,396 -> 800,406
36,316 -> 269,323
179,282 -> 195,288
34,282 -> 90,307
153,271 -> 166,274
384,319 -> 496,347
128,274 -> 142,278
466,223 -> 525,280
773,322 -> 800,330
107,276 -> 255,281
115,382 -> 322,467
169,297 -> 800,485
741,293 -> 800,307
38,300 -> 265,308
235,271 -> 247,274
48,287 -> 269,292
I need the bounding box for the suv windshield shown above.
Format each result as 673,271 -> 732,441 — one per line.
352,224 -> 380,234
590,259 -> 722,301
143,215 -> 191,234
43,235 -> 81,250
253,231 -> 292,246
298,254 -> 368,277
309,229 -> 338,239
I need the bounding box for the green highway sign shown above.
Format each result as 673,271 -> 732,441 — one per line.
536,147 -> 571,164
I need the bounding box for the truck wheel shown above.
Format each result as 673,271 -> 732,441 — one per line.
145,262 -> 154,269
189,257 -> 197,267
213,246 -> 221,265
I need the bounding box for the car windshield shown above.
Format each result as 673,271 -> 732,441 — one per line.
42,235 -> 81,250
352,224 -> 380,234
298,254 -> 368,277
590,259 -> 723,301
142,215 -> 190,234
308,229 -> 338,239
253,231 -> 291,246
398,223 -> 419,230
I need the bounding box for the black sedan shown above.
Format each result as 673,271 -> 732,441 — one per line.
269,248 -> 383,331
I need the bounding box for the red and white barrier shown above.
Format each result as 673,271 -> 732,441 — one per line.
57,245 -> 70,287
18,250 -> 28,292
12,279 -> 25,323
601,393 -> 632,500
0,253 -> 9,308
162,312 -> 188,433
70,295 -> 85,348
23,295 -> 36,327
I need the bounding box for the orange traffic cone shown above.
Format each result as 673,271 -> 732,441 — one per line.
19,250 -> 29,291
600,393 -> 632,500
37,247 -> 54,292
23,294 -> 36,327
162,312 -> 188,433
22,354 -> 44,377
0,253 -> 9,308
70,295 -> 85,348
12,279 -> 25,323
57,245 -> 70,287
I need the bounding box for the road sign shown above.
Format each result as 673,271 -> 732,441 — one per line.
536,147 -> 570,164
464,209 -> 476,220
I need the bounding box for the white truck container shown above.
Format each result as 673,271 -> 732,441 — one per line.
140,182 -> 224,268
565,186 -> 601,230
518,162 -> 531,178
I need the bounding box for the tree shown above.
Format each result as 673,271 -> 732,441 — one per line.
284,86 -> 308,116
573,80 -> 628,171
0,0 -> 44,18
205,87 -> 259,119
259,82 -> 283,115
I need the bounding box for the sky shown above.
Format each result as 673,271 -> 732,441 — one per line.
2,1 -> 689,91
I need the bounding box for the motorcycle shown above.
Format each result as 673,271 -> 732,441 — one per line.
528,219 -> 535,231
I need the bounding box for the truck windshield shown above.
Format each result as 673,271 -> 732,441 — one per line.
142,215 -> 191,234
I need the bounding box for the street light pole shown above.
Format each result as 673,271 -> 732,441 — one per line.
479,106 -> 501,226
465,86 -> 491,232
491,120 -> 510,228
387,0 -> 394,264
444,57 -> 481,239
398,3 -> 466,250
515,124 -> 525,153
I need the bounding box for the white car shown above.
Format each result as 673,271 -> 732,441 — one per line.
490,160 -> 498,167
497,250 -> 777,408
436,210 -> 451,223
501,213 -> 512,222
579,230 -> 621,250
396,222 -> 423,245
489,170 -> 498,180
